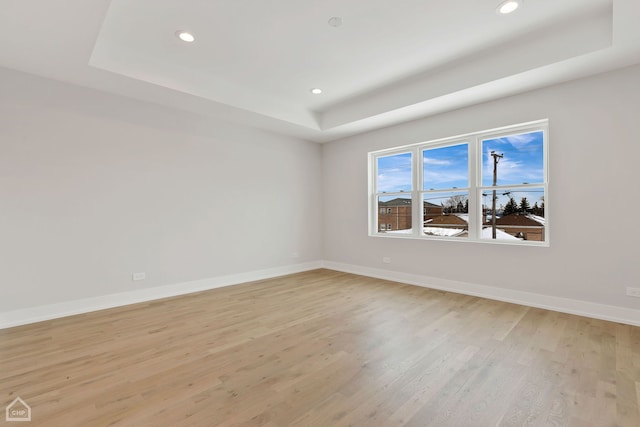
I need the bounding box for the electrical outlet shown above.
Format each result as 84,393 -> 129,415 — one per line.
132,272 -> 146,281
626,287 -> 640,298
382,257 -> 392,264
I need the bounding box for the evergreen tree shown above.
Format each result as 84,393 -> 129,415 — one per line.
503,197 -> 518,216
532,202 -> 541,216
520,197 -> 531,214
456,201 -> 464,213
463,199 -> 469,213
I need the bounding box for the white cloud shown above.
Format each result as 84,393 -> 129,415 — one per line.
377,171 -> 412,192
483,149 -> 523,180
497,133 -> 538,150
423,157 -> 452,166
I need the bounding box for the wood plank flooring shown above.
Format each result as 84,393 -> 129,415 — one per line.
1,269 -> 639,426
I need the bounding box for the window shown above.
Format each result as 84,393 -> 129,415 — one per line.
375,152 -> 413,234
480,130 -> 546,242
369,120 -> 548,245
423,142 -> 469,238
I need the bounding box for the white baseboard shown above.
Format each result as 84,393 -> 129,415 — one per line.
3,260 -> 638,329
321,261 -> 640,327
0,261 -> 323,329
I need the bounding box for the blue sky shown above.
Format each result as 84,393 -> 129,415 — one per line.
482,131 -> 544,186
423,143 -> 468,190
377,152 -> 412,193
377,131 -> 544,193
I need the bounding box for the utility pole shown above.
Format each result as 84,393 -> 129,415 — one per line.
491,151 -> 503,239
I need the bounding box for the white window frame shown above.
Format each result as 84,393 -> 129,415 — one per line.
368,120 -> 549,246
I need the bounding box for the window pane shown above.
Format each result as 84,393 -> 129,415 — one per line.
377,152 -> 412,193
377,195 -> 412,233
482,131 -> 544,187
481,188 -> 546,241
422,191 -> 469,238
423,143 -> 468,190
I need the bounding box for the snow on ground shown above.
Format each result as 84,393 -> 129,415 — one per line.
423,227 -> 465,237
385,229 -> 413,234
386,225 -> 522,240
386,227 -> 465,237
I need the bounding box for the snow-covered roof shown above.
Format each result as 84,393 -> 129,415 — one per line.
481,227 -> 520,240
454,214 -> 469,223
526,214 -> 546,225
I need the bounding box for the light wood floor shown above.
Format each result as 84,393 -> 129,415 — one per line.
1,269 -> 639,426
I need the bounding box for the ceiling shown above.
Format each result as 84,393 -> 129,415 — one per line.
1,0 -> 639,142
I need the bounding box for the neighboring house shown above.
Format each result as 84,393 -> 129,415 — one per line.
423,201 -> 443,220
424,213 -> 468,234
378,199 -> 444,231
494,214 -> 545,241
425,213 -> 534,240
381,203 -> 545,241
378,198 -> 411,231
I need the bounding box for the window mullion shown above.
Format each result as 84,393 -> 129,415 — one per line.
413,147 -> 421,237
468,137 -> 479,239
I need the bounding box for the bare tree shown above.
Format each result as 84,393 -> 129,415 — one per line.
443,195 -> 467,213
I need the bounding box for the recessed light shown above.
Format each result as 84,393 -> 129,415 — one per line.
328,17 -> 343,28
310,88 -> 323,95
497,0 -> 521,15
175,30 -> 195,43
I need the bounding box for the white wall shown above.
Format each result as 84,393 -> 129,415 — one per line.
3,63 -> 639,324
0,68 -> 323,312
323,64 -> 640,312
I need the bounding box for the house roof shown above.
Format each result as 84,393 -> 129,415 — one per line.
423,201 -> 442,209
380,199 -> 443,208
379,198 -> 412,207
496,214 -> 545,227
1,0 -> 639,142
426,215 -> 468,226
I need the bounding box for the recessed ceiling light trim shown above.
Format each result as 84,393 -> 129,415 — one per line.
497,0 -> 521,15
328,17 -> 343,28
310,88 -> 323,95
175,30 -> 195,43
